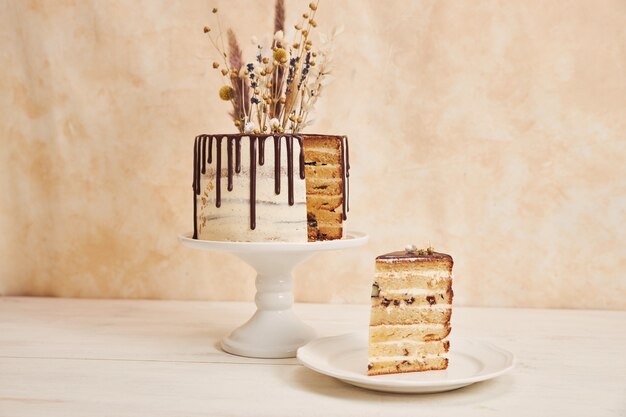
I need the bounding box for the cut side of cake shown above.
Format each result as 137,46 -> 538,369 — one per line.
303,136 -> 347,241
368,247 -> 453,376
193,134 -> 349,242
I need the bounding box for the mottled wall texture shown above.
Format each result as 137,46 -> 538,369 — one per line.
1,0 -> 625,309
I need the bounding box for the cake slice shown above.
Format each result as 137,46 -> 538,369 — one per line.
368,246 -> 453,376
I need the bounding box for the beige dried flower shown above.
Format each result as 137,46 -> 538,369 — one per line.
212,7 -> 218,13
203,26 -> 211,33
273,48 -> 287,62
220,68 -> 228,76
212,62 -> 220,69
308,2 -> 317,11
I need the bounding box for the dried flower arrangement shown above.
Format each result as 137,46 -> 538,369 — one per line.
203,0 -> 341,134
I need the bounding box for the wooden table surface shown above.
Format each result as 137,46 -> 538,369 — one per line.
0,296 -> 624,417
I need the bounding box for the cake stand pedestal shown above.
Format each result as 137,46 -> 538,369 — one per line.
179,231 -> 368,359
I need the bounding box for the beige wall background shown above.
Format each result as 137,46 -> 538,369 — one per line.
1,0 -> 625,309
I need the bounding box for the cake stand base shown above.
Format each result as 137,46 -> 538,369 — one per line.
179,231 -> 368,359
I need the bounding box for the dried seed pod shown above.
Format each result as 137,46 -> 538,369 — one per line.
219,85 -> 235,101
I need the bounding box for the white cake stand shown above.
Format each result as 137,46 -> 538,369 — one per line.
179,231 -> 368,359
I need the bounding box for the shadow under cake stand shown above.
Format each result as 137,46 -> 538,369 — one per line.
179,231 -> 368,359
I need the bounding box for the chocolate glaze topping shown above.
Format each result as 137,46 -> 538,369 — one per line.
215,137 -> 223,208
273,136 -> 281,194
227,138 -> 234,191
192,133 -> 350,239
258,137 -> 266,166
201,136 -> 207,174
249,137 -> 257,230
235,137 -> 242,174
376,251 -> 453,262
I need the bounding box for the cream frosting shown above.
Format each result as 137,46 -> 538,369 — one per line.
197,140 -> 308,242
375,270 -> 451,279
370,323 -> 446,330
380,288 -> 448,295
369,353 -> 447,362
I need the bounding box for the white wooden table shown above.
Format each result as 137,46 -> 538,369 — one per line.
0,297 -> 624,417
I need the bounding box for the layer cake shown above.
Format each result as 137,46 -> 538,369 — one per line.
193,134 -> 349,242
368,246 -> 453,375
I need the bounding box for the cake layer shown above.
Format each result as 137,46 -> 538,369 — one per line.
370,306 -> 451,326
371,290 -> 453,307
305,178 -> 343,195
304,164 -> 342,179
369,323 -> 451,342
368,339 -> 449,358
374,274 -> 451,292
302,136 -> 342,165
376,259 -> 452,274
368,356 -> 448,376
306,195 -> 343,211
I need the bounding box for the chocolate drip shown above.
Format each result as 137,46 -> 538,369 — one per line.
201,136 -> 207,174
259,137 -> 266,166
273,136 -> 281,194
249,137 -> 257,230
215,136 -> 222,207
192,133 -> 350,240
235,137 -> 242,173
286,136 -> 294,206
340,136 -> 350,220
227,137 -> 234,191
192,136 -> 198,194
296,136 -> 305,180
208,136 -> 213,164
192,136 -> 199,239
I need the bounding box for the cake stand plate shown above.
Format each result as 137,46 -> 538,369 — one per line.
297,332 -> 515,393
179,231 -> 368,359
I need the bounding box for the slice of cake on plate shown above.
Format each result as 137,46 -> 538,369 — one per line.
368,245 -> 453,375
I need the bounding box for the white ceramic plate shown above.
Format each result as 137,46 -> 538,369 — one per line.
297,332 -> 515,393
